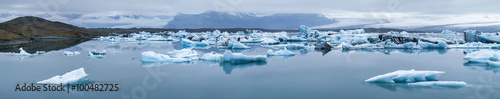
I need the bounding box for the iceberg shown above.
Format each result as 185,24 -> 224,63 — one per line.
267,48 -> 295,56
463,50 -> 499,63
167,49 -> 199,59
37,68 -> 91,84
275,44 -> 305,50
201,52 -> 223,61
339,29 -> 365,34
62,51 -> 81,56
88,49 -> 106,58
384,41 -> 421,49
365,69 -> 444,83
220,51 -> 267,62
440,30 -> 456,34
228,42 -> 251,49
14,48 -> 34,56
141,51 -> 191,62
340,43 -> 383,50
418,41 -> 448,49
407,81 -> 466,87
260,38 -> 279,45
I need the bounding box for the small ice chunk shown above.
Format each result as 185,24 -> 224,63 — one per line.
201,52 -> 223,61
267,48 -> 295,56
63,51 -> 81,56
365,69 -> 444,83
407,81 -> 466,87
37,68 -> 90,84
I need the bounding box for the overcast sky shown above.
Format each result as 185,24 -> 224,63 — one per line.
1,0 -> 499,15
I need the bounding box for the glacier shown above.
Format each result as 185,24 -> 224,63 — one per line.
37,68 -> 92,84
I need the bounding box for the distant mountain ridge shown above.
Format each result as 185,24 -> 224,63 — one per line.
0,16 -> 101,41
164,11 -> 337,29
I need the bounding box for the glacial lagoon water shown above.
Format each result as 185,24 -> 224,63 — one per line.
1,40 -> 500,99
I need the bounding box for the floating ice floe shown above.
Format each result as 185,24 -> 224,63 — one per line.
463,50 -> 499,63
339,29 -> 365,34
88,49 -> 106,58
365,69 -> 444,83
62,51 -> 81,56
267,48 -> 295,56
37,68 -> 92,84
167,49 -> 199,59
141,51 -> 191,62
365,69 -> 466,87
448,42 -> 500,49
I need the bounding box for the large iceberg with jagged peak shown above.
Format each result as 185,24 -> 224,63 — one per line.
365,69 -> 444,83
37,68 -> 92,84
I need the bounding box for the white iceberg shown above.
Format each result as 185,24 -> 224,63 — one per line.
407,81 -> 467,87
267,48 -> 295,56
260,38 -> 279,45
141,51 -> 191,62
463,50 -> 499,63
340,43 -> 383,50
275,44 -> 305,50
383,41 -> 421,49
62,51 -> 81,56
14,48 -> 34,56
365,69 -> 444,83
229,42 -> 250,49
201,52 -> 223,61
221,51 -> 267,62
339,29 -> 365,34
88,49 -> 106,58
37,68 -> 90,84
167,49 -> 199,59
418,41 -> 448,49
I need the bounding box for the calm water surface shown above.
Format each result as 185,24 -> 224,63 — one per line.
1,40 -> 500,99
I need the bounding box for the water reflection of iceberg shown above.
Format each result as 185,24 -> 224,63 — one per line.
463,62 -> 500,76
219,61 -> 267,74
367,82 -> 463,92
